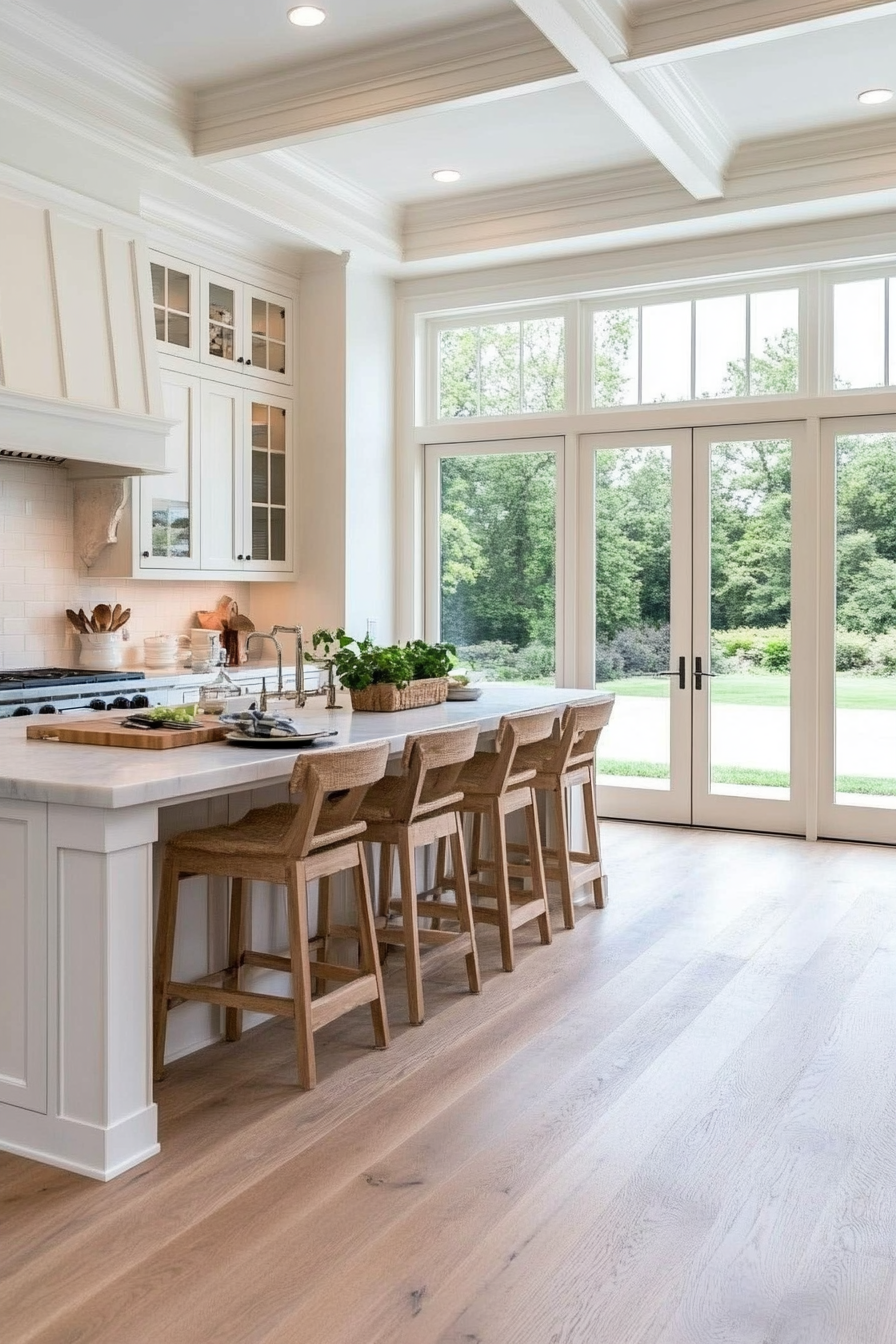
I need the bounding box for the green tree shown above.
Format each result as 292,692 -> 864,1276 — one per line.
723,327 -> 799,397
593,309 -> 636,406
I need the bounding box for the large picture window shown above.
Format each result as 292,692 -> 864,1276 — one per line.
592,287 -> 800,408
436,315 -> 565,419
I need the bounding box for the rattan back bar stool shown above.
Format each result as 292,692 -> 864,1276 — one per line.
153,738 -> 391,1091
511,698 -> 614,928
355,723 -> 482,1025
452,706 -> 559,973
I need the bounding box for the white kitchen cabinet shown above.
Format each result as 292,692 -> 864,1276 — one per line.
0,801 -> 47,1114
200,269 -> 292,384
200,384 -> 292,573
138,370 -> 201,570
149,253 -> 200,361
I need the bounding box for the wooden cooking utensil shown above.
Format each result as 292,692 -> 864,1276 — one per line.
77,608 -> 90,632
66,608 -> 85,632
228,613 -> 255,632
92,603 -> 113,631
111,603 -> 122,628
111,607 -> 131,631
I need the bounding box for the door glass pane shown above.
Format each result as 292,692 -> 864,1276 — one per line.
834,279 -> 885,389
269,305 -> 286,343
835,432 -> 896,807
251,297 -> 267,335
269,341 -> 287,376
252,334 -> 267,368
151,263 -> 165,306
270,453 -> 286,507
252,451 -> 268,504
167,314 -> 189,348
695,294 -> 745,399
593,446 -> 672,789
208,283 -> 235,361
167,270 -> 190,314
709,438 -> 792,798
439,451 -> 556,684
252,507 -> 269,561
270,509 -> 286,562
641,302 -> 691,403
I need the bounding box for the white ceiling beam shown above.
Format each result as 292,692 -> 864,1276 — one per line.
620,0 -> 896,70
511,0 -> 727,199
193,13 -> 576,160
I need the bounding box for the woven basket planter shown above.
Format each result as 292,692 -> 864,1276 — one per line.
349,677 -> 449,712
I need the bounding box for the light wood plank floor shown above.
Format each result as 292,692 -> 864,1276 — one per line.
3,822 -> 896,1344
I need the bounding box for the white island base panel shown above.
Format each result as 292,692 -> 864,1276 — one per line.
0,688 -> 605,1180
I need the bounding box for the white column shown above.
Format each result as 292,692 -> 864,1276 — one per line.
0,800 -> 160,1180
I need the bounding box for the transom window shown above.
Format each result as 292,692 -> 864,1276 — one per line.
436,315 -> 565,419
591,287 -> 800,408
832,276 -> 896,390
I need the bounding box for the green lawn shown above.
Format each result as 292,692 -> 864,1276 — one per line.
598,673 -> 896,710
599,758 -> 896,796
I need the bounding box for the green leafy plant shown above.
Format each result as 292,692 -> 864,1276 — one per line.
322,633 -> 455,691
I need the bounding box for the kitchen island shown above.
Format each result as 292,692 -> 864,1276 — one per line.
0,686 -> 609,1180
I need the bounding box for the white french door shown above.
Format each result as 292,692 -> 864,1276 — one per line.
582,423 -> 809,835
817,415 -> 896,843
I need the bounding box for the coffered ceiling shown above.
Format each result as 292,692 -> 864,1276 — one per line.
5,0 -> 896,275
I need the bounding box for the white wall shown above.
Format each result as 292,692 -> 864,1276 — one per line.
345,266 -> 395,642
0,458 -> 249,668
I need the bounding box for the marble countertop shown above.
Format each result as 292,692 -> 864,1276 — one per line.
0,687 -> 610,810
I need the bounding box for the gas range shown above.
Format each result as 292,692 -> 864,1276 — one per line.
0,668 -> 162,719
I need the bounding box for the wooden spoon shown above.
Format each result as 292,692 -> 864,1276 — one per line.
66,608 -> 86,632
92,603 -> 113,631
111,603 -> 122,628
77,608 -> 90,632
112,607 -> 130,630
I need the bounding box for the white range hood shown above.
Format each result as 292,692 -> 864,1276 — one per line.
0,174 -> 173,476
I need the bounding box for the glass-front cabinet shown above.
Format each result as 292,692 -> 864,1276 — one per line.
150,256 -> 199,359
138,371 -> 200,569
199,269 -> 292,382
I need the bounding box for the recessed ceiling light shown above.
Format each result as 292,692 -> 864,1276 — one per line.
858,88 -> 893,105
432,169 -> 461,183
287,6 -> 326,26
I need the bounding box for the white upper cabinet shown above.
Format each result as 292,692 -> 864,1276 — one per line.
151,254 -> 293,386
138,371 -> 200,571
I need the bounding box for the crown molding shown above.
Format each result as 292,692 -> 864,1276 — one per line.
622,0 -> 896,68
0,0 -> 190,162
140,196 -> 304,284
402,118 -> 896,263
193,12 -> 576,160
511,0 -> 726,198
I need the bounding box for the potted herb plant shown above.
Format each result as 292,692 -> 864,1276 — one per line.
308,630 -> 455,711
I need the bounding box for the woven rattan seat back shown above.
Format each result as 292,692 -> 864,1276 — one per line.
478,706 -> 561,796
389,723 -> 481,823
283,739 -> 391,857
563,698 -> 614,769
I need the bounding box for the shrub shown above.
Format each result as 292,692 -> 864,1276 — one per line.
835,630 -> 872,671
455,640 -> 555,682
763,637 -> 791,672
868,632 -> 896,675
611,624 -> 671,675
594,643 -> 624,682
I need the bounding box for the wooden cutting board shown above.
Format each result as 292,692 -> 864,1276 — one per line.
26,716 -> 228,750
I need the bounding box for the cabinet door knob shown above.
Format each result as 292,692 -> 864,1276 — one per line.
245,359 -> 252,366
142,551 -> 150,558
237,356 -> 244,363
245,555 -> 251,562
237,554 -> 244,560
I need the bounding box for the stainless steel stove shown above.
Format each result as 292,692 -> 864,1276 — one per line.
0,668 -> 162,718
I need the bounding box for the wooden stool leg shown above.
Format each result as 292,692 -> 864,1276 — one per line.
286,861 -> 316,1090
491,803 -> 516,973
398,829 -> 425,1025
469,812 -> 483,877
378,842 -> 393,919
583,769 -> 608,908
525,791 -> 552,947
353,843 -> 390,1049
315,874 -> 332,997
552,785 -> 576,931
225,876 -> 247,1041
152,851 -> 181,1082
450,813 -> 481,995
431,836 -> 449,930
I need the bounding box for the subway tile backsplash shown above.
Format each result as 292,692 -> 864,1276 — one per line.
0,460 -> 249,668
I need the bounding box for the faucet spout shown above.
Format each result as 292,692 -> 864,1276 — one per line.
245,632 -> 283,698
272,625 -> 306,707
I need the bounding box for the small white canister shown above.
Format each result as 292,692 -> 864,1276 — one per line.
79,631 -> 123,670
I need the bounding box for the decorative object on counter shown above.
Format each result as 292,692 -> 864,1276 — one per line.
197,668 -> 240,715
220,709 -> 336,740
66,603 -> 131,635
143,634 -> 191,669
320,630 -> 455,712
190,628 -> 224,673
195,595 -> 255,665
304,629 -> 347,709
195,595 -> 237,630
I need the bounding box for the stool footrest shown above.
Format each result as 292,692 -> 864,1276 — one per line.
324,923 -> 361,941
309,959 -> 367,985
311,976 -> 379,1030
377,927 -> 459,948
241,950 -> 292,973
472,897 -> 547,930
167,979 -> 295,1019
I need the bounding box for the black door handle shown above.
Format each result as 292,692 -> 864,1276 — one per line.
694,656 -> 716,690
652,655 -> 686,690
